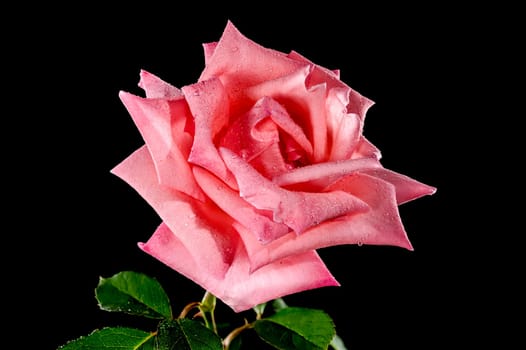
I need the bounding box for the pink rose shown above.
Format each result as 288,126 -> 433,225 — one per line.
111,21 -> 436,312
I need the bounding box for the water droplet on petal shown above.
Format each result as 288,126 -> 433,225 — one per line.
240,149 -> 249,159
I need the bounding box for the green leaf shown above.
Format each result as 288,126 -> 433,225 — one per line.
254,307 -> 335,350
57,327 -> 155,350
95,271 -> 172,319
156,318 -> 223,350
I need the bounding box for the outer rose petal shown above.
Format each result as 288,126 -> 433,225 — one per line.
273,157 -> 382,191
248,173 -> 419,270
287,50 -> 375,117
118,91 -> 204,200
286,51 -> 374,160
272,157 -> 435,203
199,21 -> 308,117
111,146 -> 235,279
362,168 -> 437,204
182,78 -> 235,187
138,69 -> 183,99
140,222 -> 339,312
202,42 -> 218,65
200,21 -> 305,87
325,86 -> 363,161
221,148 -> 369,234
328,112 -> 361,161
352,136 -> 382,160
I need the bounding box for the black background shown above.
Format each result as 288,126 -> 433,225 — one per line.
8,3 -> 498,349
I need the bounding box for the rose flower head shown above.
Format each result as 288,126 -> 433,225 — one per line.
111,21 -> 436,312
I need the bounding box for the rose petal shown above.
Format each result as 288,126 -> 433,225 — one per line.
200,21 -> 305,87
138,223 -> 199,285
193,166 -> 290,243
351,136 -> 382,160
326,86 -> 363,161
288,50 -> 375,117
248,142 -> 290,178
252,96 -> 313,161
220,96 -> 312,169
221,148 -> 369,234
182,78 -> 236,187
323,172 -> 415,248
362,168 -> 437,204
138,69 -> 183,99
111,146 -> 235,278
199,21 -> 307,117
220,99 -> 279,163
202,42 -> 218,65
246,65 -> 328,162
273,157 -> 382,191
140,222 -> 339,312
118,91 -> 204,200
248,173 -> 417,270
328,112 -> 361,161
221,243 -> 339,313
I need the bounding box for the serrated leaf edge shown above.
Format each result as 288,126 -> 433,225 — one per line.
96,271 -> 172,319
57,326 -> 156,350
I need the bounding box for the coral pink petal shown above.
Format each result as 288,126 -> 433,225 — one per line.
221,245 -> 339,312
193,166 -> 290,243
287,50 -> 375,117
273,157 -> 382,190
248,173 -> 416,270
138,223 -> 203,286
327,112 -> 361,161
182,78 -> 233,184
138,70 -> 183,99
363,168 -> 437,204
118,91 -> 204,200
220,96 -> 312,166
220,100 -> 280,163
221,148 -> 369,234
258,97 -> 313,157
200,21 -> 306,90
248,142 -> 290,179
323,173 -> 415,248
111,146 -> 236,279
246,66 -> 328,162
351,136 -> 382,160
139,222 -> 339,312
325,87 -> 363,161
202,42 -> 218,65
277,190 -> 369,234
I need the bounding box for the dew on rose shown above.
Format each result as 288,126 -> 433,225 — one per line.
112,20 -> 436,312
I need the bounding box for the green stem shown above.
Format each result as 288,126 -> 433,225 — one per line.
199,291 -> 218,334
